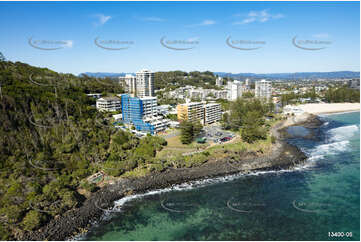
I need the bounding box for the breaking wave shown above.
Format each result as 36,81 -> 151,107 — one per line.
327,125 -> 359,142
307,124 -> 359,161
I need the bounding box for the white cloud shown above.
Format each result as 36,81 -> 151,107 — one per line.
63,40 -> 73,48
233,10 -> 284,25
188,19 -> 216,27
200,20 -> 216,26
93,14 -> 112,26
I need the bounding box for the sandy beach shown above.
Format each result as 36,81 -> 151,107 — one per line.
298,103 -> 360,115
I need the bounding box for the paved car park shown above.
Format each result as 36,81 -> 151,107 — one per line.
200,124 -> 235,143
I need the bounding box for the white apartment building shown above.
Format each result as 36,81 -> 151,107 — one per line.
216,77 -> 223,86
156,104 -> 171,115
349,79 -> 360,90
245,79 -> 250,90
119,74 -> 136,94
227,81 -> 243,101
140,96 -> 158,117
214,90 -> 228,99
136,69 -> 154,97
96,97 -> 121,112
143,115 -> 170,133
86,93 -> 102,99
255,80 -> 272,100
204,103 -> 222,124
187,88 -> 229,101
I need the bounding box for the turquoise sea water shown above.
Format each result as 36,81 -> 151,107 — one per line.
83,112 -> 360,241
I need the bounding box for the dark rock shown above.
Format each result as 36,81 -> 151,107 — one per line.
19,115 -> 323,241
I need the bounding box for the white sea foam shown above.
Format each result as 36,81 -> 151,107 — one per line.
73,165 -> 311,241
311,140 -> 349,156
75,155 -> 324,240
110,166 -> 314,212
327,125 -> 359,142
108,126 -> 359,211
306,124 -> 359,162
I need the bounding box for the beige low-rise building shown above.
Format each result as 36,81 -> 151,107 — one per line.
177,102 -> 205,123
96,97 -> 121,112
177,102 -> 222,125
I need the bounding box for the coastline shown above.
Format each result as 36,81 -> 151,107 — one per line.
297,103 -> 360,115
19,113 -> 322,241
317,110 -> 360,116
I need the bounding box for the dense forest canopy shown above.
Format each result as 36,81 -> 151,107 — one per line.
154,70 -> 225,90
0,60 -> 167,239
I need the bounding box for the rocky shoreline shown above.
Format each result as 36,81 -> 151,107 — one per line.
18,113 -> 322,241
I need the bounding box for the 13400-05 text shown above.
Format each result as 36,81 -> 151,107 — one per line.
328,232 -> 352,238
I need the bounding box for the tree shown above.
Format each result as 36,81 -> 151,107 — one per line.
221,112 -> 231,130
241,111 -> 267,143
22,210 -> 45,231
192,120 -> 203,137
60,190 -> 78,209
0,205 -> 24,224
224,97 -> 270,143
179,118 -> 203,144
242,91 -> 254,98
0,224 -> 11,240
166,113 -> 178,121
325,87 -> 359,103
80,181 -> 97,192
180,120 -> 194,144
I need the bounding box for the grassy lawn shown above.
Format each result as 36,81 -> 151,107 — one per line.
207,133 -> 273,156
120,166 -> 150,178
158,128 -> 177,136
157,134 -> 208,159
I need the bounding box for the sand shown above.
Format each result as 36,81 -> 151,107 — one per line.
297,103 -> 360,115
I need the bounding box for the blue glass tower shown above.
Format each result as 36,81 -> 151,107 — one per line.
120,94 -> 155,134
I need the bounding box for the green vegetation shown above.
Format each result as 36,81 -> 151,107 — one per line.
0,60 -> 168,239
240,111 -> 267,143
216,98 -> 231,111
222,98 -> 274,143
154,71 -> 226,90
324,86 -> 359,103
179,119 -> 203,144
281,88 -> 318,106
166,113 -> 178,121
22,210 -> 45,231
0,58 -> 291,239
280,86 -> 359,106
242,91 -> 255,98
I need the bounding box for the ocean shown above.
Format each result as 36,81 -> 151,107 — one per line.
82,111 -> 360,241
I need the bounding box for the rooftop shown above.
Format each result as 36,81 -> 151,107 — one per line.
205,103 -> 221,107
140,96 -> 157,101
98,96 -> 120,101
136,69 -> 153,74
179,102 -> 203,106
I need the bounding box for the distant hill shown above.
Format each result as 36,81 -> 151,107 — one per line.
80,72 -> 134,78
214,71 -> 360,80
81,71 -> 360,80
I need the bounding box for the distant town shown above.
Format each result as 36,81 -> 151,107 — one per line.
89,69 -> 360,139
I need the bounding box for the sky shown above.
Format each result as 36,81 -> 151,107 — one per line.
0,1 -> 359,75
